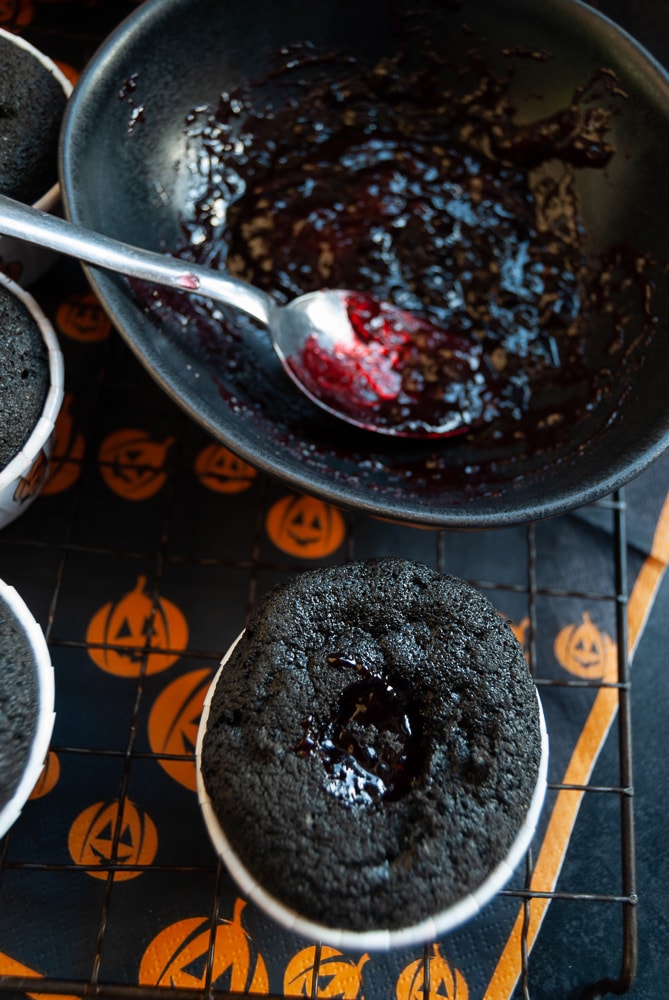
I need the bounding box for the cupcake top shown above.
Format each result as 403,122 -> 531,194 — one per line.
200,557 -> 544,937
0,283 -> 50,470
0,592 -> 38,808
0,31 -> 68,204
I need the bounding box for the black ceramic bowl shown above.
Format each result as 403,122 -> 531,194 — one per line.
60,0 -> 669,527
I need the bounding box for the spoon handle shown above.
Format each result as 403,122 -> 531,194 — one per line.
0,194 -> 274,326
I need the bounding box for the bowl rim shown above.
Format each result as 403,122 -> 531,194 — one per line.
59,0 -> 669,528
0,577 -> 55,839
196,630 -> 549,951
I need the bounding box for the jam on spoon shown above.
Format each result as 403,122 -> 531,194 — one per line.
0,195 -> 489,439
287,291 -> 495,437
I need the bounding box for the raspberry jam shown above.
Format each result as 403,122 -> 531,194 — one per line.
130,39 -> 662,482
295,654 -> 422,806
289,293 -> 494,436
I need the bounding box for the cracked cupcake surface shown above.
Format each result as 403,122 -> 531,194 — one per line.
201,557 -> 543,932
0,33 -> 67,205
0,285 -> 49,470
0,596 -> 38,809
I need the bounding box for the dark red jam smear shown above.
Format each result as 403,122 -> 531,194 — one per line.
291,294 -> 495,436
133,41 -> 663,458
295,654 -> 422,806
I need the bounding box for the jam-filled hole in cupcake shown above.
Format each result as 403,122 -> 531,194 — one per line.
295,653 -> 423,806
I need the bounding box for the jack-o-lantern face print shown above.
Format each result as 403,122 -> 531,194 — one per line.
13,449 -> 48,504
68,799 -> 158,881
554,612 -> 617,681
148,669 -> 212,791
396,943 -> 469,1000
265,493 -> 346,558
0,256 -> 22,283
194,443 -> 257,494
29,750 -> 60,800
0,0 -> 34,26
86,575 -> 189,678
54,60 -> 78,88
42,393 -> 85,495
139,899 -> 268,993
98,428 -> 173,500
284,946 -> 369,999
510,615 -> 530,655
56,290 -> 111,343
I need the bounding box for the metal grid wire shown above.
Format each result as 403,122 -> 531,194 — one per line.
0,0 -> 646,984
0,394 -> 637,1000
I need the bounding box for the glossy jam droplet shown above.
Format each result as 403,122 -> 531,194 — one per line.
290,293 -> 496,436
296,654 -> 422,806
178,272 -> 201,291
131,47 -> 664,467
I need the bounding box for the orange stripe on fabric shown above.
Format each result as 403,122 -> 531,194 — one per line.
0,953 -> 80,1000
485,488 -> 669,1000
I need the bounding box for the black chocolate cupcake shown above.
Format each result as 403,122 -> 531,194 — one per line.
0,578 -> 55,837
0,28 -> 72,285
0,29 -> 68,205
0,274 -> 63,528
197,558 -> 547,949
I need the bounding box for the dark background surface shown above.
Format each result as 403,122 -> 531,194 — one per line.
535,6 -> 669,999
0,2 -> 668,999
529,570 -> 669,1000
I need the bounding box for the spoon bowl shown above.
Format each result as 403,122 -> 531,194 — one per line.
277,291 -> 491,438
0,194 -> 483,438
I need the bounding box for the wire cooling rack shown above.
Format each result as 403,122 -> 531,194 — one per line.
0,0 -> 651,989
0,305 -> 638,1000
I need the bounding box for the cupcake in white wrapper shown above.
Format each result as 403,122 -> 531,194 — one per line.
0,578 -> 55,838
197,558 -> 549,951
0,273 -> 64,529
0,28 -> 73,286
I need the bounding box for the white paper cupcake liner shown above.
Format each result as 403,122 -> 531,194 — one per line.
196,630 -> 549,951
0,578 -> 56,839
0,28 -> 73,287
0,273 -> 64,529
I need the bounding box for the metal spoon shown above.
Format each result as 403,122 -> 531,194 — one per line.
0,194 -> 487,437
